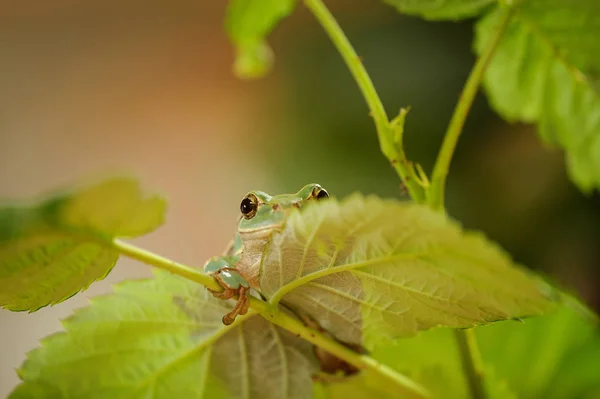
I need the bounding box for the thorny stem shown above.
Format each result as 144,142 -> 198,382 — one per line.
428,7 -> 514,211
304,0 -> 426,203
112,238 -> 430,399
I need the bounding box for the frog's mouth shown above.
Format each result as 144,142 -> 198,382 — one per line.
238,224 -> 283,240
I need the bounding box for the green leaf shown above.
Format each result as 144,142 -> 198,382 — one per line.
315,329 -> 518,399
257,195 -> 557,350
0,177 -> 166,312
482,368 -> 518,399
476,1 -> 600,192
343,304 -> 598,398
384,0 -> 495,20
225,0 -> 297,79
371,329 -> 467,398
11,271 -> 319,399
314,370 -> 399,399
477,303 -> 600,398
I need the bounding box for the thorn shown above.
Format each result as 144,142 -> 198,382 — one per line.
400,183 -> 408,195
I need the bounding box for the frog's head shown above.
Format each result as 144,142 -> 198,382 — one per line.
237,183 -> 329,239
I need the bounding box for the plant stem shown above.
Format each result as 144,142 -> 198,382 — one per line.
304,0 -> 387,141
304,0 -> 425,203
113,238 -> 430,398
112,239 -> 221,291
427,8 -> 514,399
254,300 -> 430,399
429,7 -> 513,211
304,2 -> 511,397
455,329 -> 487,399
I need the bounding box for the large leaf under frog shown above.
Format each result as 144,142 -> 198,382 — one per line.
259,194 -> 557,349
10,271 -> 318,399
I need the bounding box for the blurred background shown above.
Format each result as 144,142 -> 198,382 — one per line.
1,0 -> 599,396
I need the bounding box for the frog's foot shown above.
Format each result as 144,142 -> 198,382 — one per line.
206,265 -> 250,325
222,286 -> 249,325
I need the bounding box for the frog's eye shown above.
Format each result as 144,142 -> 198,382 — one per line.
240,194 -> 258,219
313,186 -> 329,200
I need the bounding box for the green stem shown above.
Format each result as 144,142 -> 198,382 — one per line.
113,238 -> 430,398
255,300 -> 430,399
455,329 -> 487,399
112,239 -> 221,291
428,8 -> 514,399
304,0 -> 387,139
304,0 -> 425,203
429,7 -> 513,210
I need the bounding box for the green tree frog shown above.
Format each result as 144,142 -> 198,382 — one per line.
203,183 -> 329,325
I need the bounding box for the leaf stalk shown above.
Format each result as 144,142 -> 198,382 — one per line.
428,6 -> 514,211
113,239 -> 222,291
455,329 -> 487,399
428,6 -> 514,399
303,0 -> 426,203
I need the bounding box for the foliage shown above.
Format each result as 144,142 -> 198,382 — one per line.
384,0 -> 494,20
321,304 -> 600,399
0,178 -> 165,312
225,0 -> 297,79
228,0 -> 600,194
475,1 -> 600,192
11,271 -> 318,399
260,194 -> 555,349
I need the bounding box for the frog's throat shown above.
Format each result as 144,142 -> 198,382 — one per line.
236,234 -> 271,290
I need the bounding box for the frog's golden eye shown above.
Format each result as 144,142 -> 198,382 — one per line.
240,194 -> 258,219
312,186 -> 329,200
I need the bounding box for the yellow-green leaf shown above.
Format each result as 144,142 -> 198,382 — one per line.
349,303 -> 599,398
477,303 -> 600,397
10,271 -> 319,399
315,328 -> 518,398
0,177 -> 166,312
258,195 -> 557,350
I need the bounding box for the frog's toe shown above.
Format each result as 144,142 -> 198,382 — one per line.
209,287 -> 235,300
220,287 -> 250,325
222,313 -> 235,325
238,287 -> 249,316
239,303 -> 249,316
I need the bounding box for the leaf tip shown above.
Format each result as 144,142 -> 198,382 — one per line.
233,42 -> 275,80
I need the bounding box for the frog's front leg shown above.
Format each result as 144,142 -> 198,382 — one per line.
204,257 -> 250,325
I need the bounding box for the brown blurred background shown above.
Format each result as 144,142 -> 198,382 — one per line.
1,1 -> 599,396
